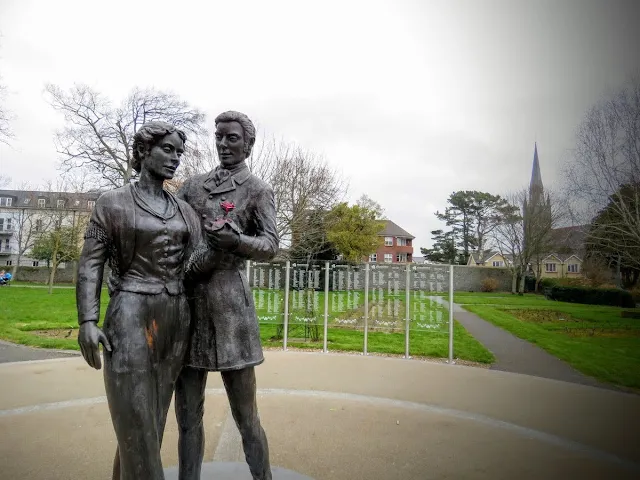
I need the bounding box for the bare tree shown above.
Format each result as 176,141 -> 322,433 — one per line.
493,190 -> 526,294
493,188 -> 561,293
8,186 -> 50,279
29,179 -> 93,292
45,84 -> 207,189
245,137 -> 348,258
356,194 -> 385,218
564,77 -> 640,272
0,175 -> 10,188
0,72 -> 12,145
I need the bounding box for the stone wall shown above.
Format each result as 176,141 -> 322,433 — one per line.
12,266 -> 76,284
11,264 -> 111,285
252,262 -> 513,293
13,261 -> 513,293
452,265 -> 512,292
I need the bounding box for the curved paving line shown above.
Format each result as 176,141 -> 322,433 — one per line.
0,388 -> 638,474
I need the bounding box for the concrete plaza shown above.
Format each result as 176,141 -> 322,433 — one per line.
0,350 -> 639,480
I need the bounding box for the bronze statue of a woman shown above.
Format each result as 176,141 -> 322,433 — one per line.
76,121 -> 207,480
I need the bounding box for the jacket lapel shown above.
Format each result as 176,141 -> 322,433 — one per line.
209,179 -> 237,195
109,184 -> 137,278
202,165 -> 251,194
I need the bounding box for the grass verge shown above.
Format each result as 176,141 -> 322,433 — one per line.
0,287 -> 494,364
464,300 -> 640,389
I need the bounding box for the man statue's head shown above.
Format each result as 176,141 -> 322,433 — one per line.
214,111 -> 256,168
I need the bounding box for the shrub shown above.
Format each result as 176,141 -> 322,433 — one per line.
630,286 -> 640,306
480,277 -> 499,292
547,285 -> 635,308
540,278 -> 558,289
552,277 -> 590,287
524,276 -> 536,293
581,256 -> 613,287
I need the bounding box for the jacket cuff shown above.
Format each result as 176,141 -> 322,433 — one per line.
79,318 -> 99,325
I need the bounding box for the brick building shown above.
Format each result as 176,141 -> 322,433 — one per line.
368,220 -> 414,264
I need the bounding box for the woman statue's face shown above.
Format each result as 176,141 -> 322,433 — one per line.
141,132 -> 184,180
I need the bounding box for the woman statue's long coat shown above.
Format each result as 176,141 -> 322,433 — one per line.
177,165 -> 279,371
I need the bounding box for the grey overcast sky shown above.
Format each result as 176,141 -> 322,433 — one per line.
1,0 -> 639,252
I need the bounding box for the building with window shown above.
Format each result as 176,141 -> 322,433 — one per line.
367,220 -> 414,264
0,189 -> 102,269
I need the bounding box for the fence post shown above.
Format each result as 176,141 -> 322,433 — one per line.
405,264 -> 411,359
448,264 -> 455,364
283,260 -> 290,351
323,262 -> 330,353
364,262 -> 369,355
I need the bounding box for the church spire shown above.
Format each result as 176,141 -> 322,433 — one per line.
529,142 -> 544,200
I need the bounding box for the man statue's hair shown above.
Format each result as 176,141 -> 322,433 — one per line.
214,111 -> 256,156
132,121 -> 187,173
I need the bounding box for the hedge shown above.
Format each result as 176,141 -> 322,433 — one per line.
545,285 -> 635,308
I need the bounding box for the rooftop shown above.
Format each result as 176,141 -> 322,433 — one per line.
379,220 -> 414,239
0,189 -> 103,210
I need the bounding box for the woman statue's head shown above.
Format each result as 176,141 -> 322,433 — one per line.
132,121 -> 187,180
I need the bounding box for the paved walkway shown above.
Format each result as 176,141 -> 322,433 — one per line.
1,352 -> 639,480
0,339 -> 79,364
431,297 -> 612,390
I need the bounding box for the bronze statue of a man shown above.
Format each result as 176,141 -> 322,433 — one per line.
175,111 -> 279,480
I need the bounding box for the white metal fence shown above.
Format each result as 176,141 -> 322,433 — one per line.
248,261 -> 455,363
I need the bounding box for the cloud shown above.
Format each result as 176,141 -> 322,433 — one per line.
1,0 -> 639,253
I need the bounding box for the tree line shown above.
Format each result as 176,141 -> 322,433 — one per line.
1,84 -> 387,288
422,78 -> 640,293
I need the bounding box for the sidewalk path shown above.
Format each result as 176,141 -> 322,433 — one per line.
431,297 -> 611,390
0,340 -> 79,364
1,352 -> 639,480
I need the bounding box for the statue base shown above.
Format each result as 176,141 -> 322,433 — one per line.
164,461 -> 313,479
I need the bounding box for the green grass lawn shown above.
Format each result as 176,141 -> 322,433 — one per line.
453,293 -> 561,305
460,294 -> 640,389
0,287 -> 494,363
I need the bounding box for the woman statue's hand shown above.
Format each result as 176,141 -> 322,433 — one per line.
78,321 -> 112,370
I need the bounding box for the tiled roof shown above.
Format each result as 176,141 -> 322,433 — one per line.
469,250 -> 504,264
550,225 -> 587,253
379,220 -> 414,239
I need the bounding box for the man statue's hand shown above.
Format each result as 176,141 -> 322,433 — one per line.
78,321 -> 112,370
204,223 -> 241,251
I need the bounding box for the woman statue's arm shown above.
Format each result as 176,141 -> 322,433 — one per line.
76,199 -> 112,369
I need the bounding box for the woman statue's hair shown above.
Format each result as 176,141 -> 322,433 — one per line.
132,121 -> 187,173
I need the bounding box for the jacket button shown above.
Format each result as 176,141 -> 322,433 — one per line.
208,194 -> 214,199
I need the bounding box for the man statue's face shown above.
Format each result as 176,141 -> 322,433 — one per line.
215,121 -> 246,168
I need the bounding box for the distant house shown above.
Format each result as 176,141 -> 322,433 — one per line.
467,251 -> 513,268
536,253 -> 584,279
367,220 -> 414,264
412,256 -> 426,264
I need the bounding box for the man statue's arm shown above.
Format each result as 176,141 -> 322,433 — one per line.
233,185 -> 279,261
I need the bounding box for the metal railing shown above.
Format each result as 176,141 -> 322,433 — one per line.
248,261 -> 456,363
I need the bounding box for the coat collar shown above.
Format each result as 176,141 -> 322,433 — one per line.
203,163 -> 251,194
